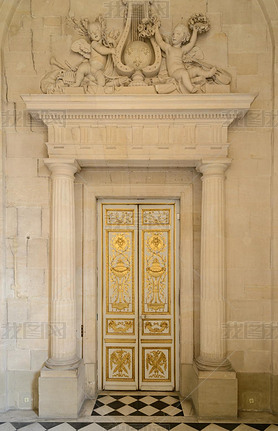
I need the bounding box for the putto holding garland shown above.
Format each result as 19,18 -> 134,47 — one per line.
40,1 -> 232,95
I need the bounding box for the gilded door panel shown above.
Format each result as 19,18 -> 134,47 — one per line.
106,318 -> 135,335
139,205 -> 175,390
106,344 -> 136,382
102,203 -> 176,391
142,319 -> 171,336
106,230 -> 135,314
142,230 -> 170,314
142,346 -> 171,382
102,204 -> 138,390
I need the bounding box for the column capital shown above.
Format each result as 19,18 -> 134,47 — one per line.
197,158 -> 232,177
44,158 -> 81,178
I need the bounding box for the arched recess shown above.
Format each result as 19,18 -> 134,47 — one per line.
256,0 -> 278,415
0,0 -> 22,413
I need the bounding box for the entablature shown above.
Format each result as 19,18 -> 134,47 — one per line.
22,94 -> 255,168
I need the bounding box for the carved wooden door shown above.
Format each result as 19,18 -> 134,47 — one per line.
102,203 -> 176,390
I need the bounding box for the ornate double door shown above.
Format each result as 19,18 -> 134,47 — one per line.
101,202 -> 177,390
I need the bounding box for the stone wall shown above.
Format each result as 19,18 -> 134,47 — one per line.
0,0 -> 277,413
216,0 -> 273,411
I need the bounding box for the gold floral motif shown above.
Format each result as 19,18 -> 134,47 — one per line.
112,234 -> 130,252
108,320 -> 133,333
110,349 -> 131,378
142,210 -> 170,225
147,233 -> 165,253
144,321 -> 169,333
146,350 -> 167,379
106,210 -> 134,225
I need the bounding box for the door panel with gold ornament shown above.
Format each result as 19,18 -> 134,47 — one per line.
101,203 -> 176,390
139,205 -> 175,390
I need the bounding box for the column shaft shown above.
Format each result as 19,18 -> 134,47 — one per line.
45,159 -> 80,369
197,159 -> 231,370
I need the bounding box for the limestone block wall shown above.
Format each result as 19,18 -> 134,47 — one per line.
211,0 -> 274,411
0,0 -> 276,413
2,0 -> 52,410
4,130 -> 49,410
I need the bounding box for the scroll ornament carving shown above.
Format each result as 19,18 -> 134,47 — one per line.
108,320 -> 133,333
144,321 -> 169,333
40,1 -> 231,95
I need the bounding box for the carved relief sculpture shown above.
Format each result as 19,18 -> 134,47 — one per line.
40,0 -> 231,94
113,0 -> 162,86
71,17 -> 116,89
154,19 -> 215,93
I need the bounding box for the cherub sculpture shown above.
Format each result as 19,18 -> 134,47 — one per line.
40,10 -> 231,94
154,17 -> 216,93
69,16 -> 118,89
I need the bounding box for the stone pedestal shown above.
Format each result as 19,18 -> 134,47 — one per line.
39,361 -> 85,419
194,158 -> 238,418
191,364 -> 238,418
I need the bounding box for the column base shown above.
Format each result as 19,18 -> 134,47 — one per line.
39,359 -> 85,419
195,355 -> 232,371
45,356 -> 81,370
191,362 -> 238,418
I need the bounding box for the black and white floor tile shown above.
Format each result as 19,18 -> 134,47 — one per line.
0,423 -> 277,431
91,395 -> 183,417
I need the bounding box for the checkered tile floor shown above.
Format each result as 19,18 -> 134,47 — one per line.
91,395 -> 183,417
0,423 -> 277,431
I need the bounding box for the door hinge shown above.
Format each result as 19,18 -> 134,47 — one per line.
81,324 -> 84,338
177,213 -> 180,220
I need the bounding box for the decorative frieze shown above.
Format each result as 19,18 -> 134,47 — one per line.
22,94 -> 255,167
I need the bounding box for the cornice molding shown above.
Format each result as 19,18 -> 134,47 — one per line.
22,93 -> 256,123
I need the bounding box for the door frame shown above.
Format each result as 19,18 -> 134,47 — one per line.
97,198 -> 180,391
81,181 -> 193,397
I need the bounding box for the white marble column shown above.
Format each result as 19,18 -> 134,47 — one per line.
196,158 -> 232,371
44,158 -> 81,369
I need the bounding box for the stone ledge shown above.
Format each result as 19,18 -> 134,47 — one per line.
22,93 -> 256,119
